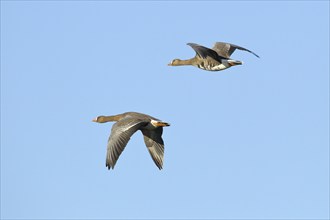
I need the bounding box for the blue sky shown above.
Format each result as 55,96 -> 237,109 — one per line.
1,1 -> 329,219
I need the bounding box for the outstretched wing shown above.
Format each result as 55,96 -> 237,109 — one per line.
187,43 -> 225,60
106,118 -> 146,169
212,42 -> 260,58
141,127 -> 165,170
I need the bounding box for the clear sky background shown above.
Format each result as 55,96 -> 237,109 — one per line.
1,1 -> 329,219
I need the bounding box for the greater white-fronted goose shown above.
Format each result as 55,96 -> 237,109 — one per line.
168,42 -> 259,71
92,112 -> 170,170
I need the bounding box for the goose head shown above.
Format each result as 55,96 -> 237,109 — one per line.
92,116 -> 108,123
168,59 -> 182,66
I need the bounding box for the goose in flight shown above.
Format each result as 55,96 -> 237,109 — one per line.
168,42 -> 259,71
93,112 -> 170,170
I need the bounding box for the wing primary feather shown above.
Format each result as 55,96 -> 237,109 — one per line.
142,128 -> 165,170
105,118 -> 145,170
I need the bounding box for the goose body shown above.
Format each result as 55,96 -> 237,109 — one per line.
168,42 -> 259,71
93,112 -> 170,170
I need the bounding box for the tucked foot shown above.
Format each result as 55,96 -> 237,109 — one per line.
151,120 -> 170,127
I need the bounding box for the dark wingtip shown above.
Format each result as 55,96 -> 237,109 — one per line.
106,163 -> 113,170
187,42 -> 197,47
247,49 -> 260,58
